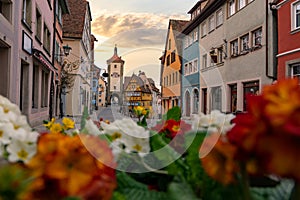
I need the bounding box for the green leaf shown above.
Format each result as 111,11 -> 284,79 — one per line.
80,106 -> 89,131
114,172 -> 168,200
167,180 -> 200,200
162,106 -> 181,121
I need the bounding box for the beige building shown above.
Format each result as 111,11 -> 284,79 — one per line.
196,0 -> 276,114
62,0 -> 93,117
98,76 -> 107,107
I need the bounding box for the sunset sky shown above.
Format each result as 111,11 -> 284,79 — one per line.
89,0 -> 196,86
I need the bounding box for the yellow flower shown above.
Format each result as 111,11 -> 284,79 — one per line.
50,123 -> 63,133
43,118 -> 55,129
62,117 -> 75,130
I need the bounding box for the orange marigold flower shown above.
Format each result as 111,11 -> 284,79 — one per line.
200,133 -> 239,185
25,134 -> 116,200
262,78 -> 300,128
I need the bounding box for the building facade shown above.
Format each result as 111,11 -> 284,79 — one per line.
160,19 -> 188,115
184,0 -> 276,114
275,0 -> 300,81
62,0 -> 93,117
123,73 -> 152,114
16,0 -> 57,126
180,2 -> 201,118
107,46 -> 125,106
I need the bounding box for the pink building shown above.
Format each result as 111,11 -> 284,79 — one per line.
0,0 -> 69,126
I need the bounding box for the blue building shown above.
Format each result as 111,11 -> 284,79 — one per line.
180,1 -> 203,118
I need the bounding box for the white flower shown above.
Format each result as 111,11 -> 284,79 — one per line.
192,110 -> 235,134
0,122 -> 14,145
0,95 -> 21,116
110,140 -> 124,161
6,139 -> 37,163
9,127 -> 39,144
85,119 -> 103,135
101,118 -> 150,155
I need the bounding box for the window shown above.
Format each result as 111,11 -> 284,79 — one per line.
240,34 -> 249,52
114,86 -> 117,90
167,55 -> 170,66
41,69 -> 49,107
172,73 -> 175,85
194,30 -> 198,42
32,65 -> 39,109
217,47 -> 223,63
168,39 -> 171,50
194,59 -> 198,72
36,8 -> 42,40
189,63 -> 193,74
202,54 -> 207,69
56,0 -> 63,24
114,64 -> 117,68
208,16 -> 215,32
175,71 -> 178,83
193,89 -> 199,114
230,39 -> 238,56
211,86 -> 222,111
252,28 -> 262,46
22,0 -> 32,28
184,64 -> 188,75
216,9 -> 223,27
291,63 -> 300,82
171,50 -> 176,63
43,24 -> 51,53
238,0 -> 246,10
292,1 -> 300,30
210,49 -> 217,65
201,22 -> 207,37
0,0 -> 12,22
229,0 -> 236,16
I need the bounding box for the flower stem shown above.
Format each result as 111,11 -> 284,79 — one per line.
240,162 -> 252,200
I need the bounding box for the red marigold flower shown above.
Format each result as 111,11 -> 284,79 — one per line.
164,119 -> 191,138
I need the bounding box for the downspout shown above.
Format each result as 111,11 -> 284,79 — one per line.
49,0 -> 57,120
265,0 -> 277,80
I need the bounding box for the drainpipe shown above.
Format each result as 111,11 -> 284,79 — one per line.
265,0 -> 277,81
49,0 -> 57,120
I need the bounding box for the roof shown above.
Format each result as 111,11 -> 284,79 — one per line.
188,0 -> 207,14
181,0 -> 226,35
124,74 -> 151,93
107,46 -> 125,64
63,0 -> 92,39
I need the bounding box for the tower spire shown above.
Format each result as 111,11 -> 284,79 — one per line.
114,44 -> 117,55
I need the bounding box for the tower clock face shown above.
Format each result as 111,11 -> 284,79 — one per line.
111,72 -> 120,78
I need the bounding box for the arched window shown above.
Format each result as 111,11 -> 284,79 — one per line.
185,91 -> 191,117
193,89 -> 199,114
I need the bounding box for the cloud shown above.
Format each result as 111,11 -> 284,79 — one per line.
92,12 -> 188,48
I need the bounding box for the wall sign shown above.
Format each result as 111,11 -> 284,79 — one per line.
22,31 -> 32,55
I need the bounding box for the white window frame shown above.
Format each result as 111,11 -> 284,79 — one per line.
240,34 -> 249,52
208,15 -> 215,32
292,1 -> 300,31
229,0 -> 236,16
216,9 -> 223,27
291,63 -> 300,82
252,28 -> 262,46
238,0 -> 246,10
202,54 -> 207,69
201,22 -> 207,37
231,39 -> 238,56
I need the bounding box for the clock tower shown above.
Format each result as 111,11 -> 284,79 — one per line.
107,45 -> 125,105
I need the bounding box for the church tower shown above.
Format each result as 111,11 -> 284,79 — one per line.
106,45 -> 125,105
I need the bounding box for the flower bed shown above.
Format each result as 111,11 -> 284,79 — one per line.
0,78 -> 299,199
